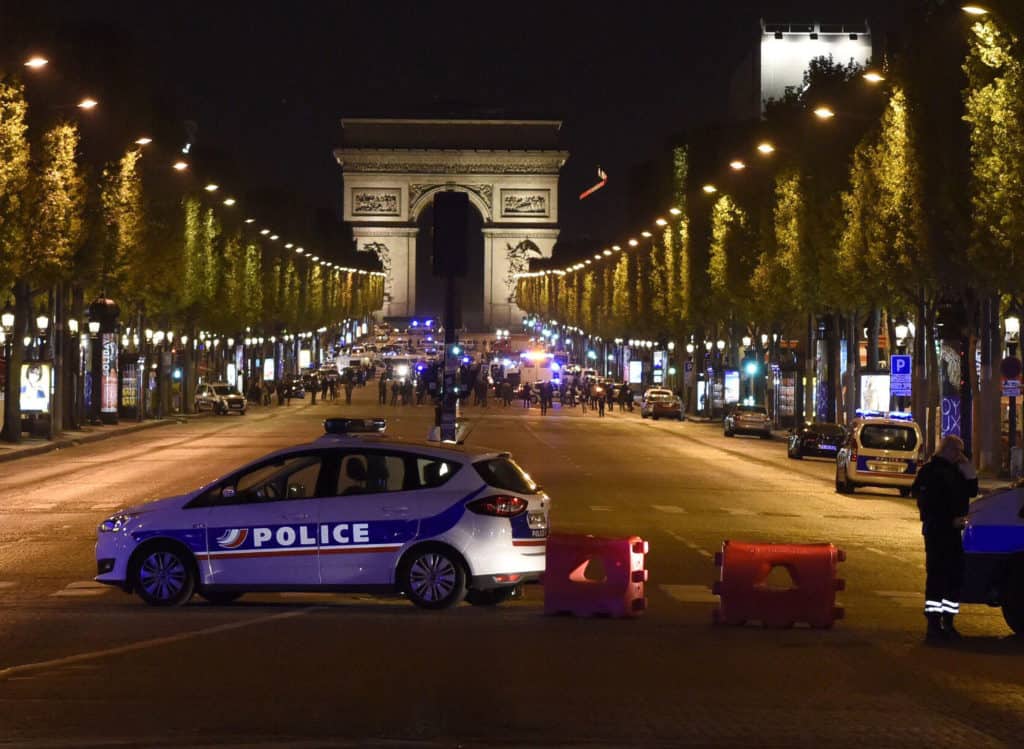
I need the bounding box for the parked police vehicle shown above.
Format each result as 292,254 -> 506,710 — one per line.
95,418 -> 549,609
961,486 -> 1024,634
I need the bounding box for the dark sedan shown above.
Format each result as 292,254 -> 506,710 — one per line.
787,422 -> 846,459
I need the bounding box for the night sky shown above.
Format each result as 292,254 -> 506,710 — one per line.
3,0 -> 911,254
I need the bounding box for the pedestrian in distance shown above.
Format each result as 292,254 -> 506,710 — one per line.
502,380 -> 513,407
911,434 -> 979,643
321,376 -> 329,401
390,380 -> 400,406
597,388 -> 605,417
521,382 -> 532,409
378,373 -> 387,406
539,381 -> 549,416
344,377 -> 354,405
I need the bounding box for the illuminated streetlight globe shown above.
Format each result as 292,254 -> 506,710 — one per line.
716,340 -> 726,351
686,344 -> 694,354
741,335 -> 751,347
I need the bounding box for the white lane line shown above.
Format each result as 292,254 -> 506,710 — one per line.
864,547 -> 903,560
0,608 -> 314,682
665,530 -> 714,558
0,582 -> 17,590
721,507 -> 757,516
65,581 -> 108,589
90,503 -> 118,510
589,505 -> 613,512
25,504 -> 56,511
651,504 -> 687,514
660,584 -> 718,604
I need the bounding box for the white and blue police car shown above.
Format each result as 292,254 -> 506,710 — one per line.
961,486 -> 1024,634
95,418 -> 549,609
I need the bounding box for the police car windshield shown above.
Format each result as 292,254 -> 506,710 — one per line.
213,386 -> 237,396
474,457 -> 540,494
860,424 -> 917,451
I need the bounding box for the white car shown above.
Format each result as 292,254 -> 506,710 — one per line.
95,419 -> 550,609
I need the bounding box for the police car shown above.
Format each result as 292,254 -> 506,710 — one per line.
95,418 -> 550,609
961,486 -> 1024,634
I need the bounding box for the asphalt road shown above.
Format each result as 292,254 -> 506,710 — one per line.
1,386 -> 1023,748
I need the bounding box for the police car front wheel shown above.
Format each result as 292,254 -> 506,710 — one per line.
131,544 -> 195,606
400,546 -> 467,610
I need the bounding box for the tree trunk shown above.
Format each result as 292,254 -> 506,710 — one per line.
2,280 -> 30,443
978,295 -> 1000,472
828,314 -> 842,423
49,285 -> 63,440
868,307 -> 881,372
913,293 -> 928,447
925,304 -> 940,455
803,313 -> 815,424
845,312 -> 859,424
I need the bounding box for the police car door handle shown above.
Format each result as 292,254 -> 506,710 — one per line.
382,506 -> 409,513
285,512 -> 311,520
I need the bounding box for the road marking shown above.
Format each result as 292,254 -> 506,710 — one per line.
0,608 -> 315,682
874,591 -> 922,608
589,505 -> 613,512
25,503 -> 56,511
65,580 -> 108,589
721,507 -> 757,516
665,531 -> 714,558
50,580 -> 112,597
90,503 -> 118,510
0,582 -> 17,590
651,504 -> 687,514
865,547 -> 903,560
660,584 -> 718,604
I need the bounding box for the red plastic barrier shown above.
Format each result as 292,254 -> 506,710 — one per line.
543,533 -> 649,617
712,541 -> 845,628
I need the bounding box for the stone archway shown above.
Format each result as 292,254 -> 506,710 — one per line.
333,118 -> 567,328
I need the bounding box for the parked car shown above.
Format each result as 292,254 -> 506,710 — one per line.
195,382 -> 246,415
640,388 -> 684,420
724,404 -> 771,438
835,417 -> 924,496
788,422 -> 846,459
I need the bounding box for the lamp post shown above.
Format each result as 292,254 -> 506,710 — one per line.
1005,315 -> 1021,471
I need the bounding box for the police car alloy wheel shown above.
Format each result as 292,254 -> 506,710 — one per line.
132,544 -> 195,606
400,545 -> 467,610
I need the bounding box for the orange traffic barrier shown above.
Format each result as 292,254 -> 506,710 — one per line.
712,541 -> 845,628
543,533 -> 649,617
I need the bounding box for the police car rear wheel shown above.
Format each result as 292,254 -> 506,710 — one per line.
401,547 -> 466,610
133,545 -> 195,606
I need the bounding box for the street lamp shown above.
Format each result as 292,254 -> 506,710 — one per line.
814,106 -> 836,120
962,5 -> 989,15
1006,315 -> 1021,470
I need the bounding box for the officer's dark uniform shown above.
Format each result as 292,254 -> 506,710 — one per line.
911,453 -> 978,638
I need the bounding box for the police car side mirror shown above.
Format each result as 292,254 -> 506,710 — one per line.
221,486 -> 236,499
288,484 -> 305,498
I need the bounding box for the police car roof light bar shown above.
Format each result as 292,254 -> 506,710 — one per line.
323,418 -> 387,435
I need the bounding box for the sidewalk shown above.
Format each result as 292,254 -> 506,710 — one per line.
0,410 -> 217,464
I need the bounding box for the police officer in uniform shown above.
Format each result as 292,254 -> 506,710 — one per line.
911,434 -> 978,642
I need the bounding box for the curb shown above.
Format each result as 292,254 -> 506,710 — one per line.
0,413 -> 212,464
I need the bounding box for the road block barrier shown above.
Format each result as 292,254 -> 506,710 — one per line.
712,540 -> 845,628
543,533 -> 648,617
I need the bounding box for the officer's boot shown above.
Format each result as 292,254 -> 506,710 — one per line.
925,613 -> 946,643
942,613 -> 963,640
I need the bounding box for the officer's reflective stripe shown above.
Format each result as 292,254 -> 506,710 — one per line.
941,599 -> 960,614
924,600 -> 944,613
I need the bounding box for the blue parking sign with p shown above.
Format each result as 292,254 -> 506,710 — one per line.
891,355 -> 912,397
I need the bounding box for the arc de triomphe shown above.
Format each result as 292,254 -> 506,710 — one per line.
333,118 -> 567,328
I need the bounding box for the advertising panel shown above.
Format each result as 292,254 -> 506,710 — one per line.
725,370 -> 740,404
860,373 -> 890,413
20,362 -> 51,412
628,360 -> 642,384
263,359 -> 275,381
299,348 -> 312,370
121,363 -> 138,409
101,334 -> 118,414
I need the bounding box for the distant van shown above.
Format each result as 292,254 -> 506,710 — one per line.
835,417 -> 924,496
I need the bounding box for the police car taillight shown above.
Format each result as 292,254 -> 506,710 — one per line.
467,495 -> 528,517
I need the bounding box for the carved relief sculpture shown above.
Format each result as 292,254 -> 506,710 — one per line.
352,189 -> 401,215
501,189 -> 549,217
505,240 -> 543,302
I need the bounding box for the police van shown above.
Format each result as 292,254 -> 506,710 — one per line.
835,416 -> 924,496
961,486 -> 1024,634
95,418 -> 549,609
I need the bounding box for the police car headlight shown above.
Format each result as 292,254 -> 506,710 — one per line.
99,513 -> 136,533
